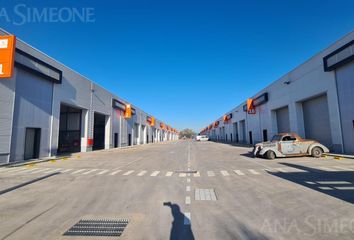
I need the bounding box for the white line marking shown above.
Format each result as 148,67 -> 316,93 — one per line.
187,178 -> 191,183
179,173 -> 186,177
71,169 -> 87,174
0,168 -> 12,173
110,170 -> 122,175
249,169 -> 260,175
186,186 -> 191,192
44,168 -> 61,174
207,171 -> 215,177
319,166 -> 337,172
83,169 -> 99,175
185,196 -> 191,205
195,189 -> 200,200
331,166 -> 351,171
61,169 -> 73,173
334,186 -> 354,190
123,170 -> 134,176
184,212 -> 191,225
6,167 -> 26,173
165,171 -> 173,177
137,170 -> 147,176
316,181 -> 350,184
194,171 -> 200,177
18,168 -> 39,173
220,170 -> 230,176
210,189 -> 217,201
274,168 -> 288,173
96,170 -> 109,175
30,168 -> 50,174
233,170 -> 245,175
150,171 -> 160,177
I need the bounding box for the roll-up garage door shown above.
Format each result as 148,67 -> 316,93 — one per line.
276,106 -> 290,133
302,94 -> 332,148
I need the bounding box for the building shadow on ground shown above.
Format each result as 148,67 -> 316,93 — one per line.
269,163 -> 354,204
163,202 -> 194,240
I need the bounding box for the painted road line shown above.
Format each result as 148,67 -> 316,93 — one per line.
44,168 -> 61,174
275,168 -> 288,173
184,212 -> 191,225
185,196 -> 191,205
187,178 -> 191,183
61,169 -> 73,173
18,168 -> 39,174
319,166 -> 338,172
249,169 -> 260,175
233,170 -> 245,176
137,170 -> 147,176
71,169 -> 87,174
0,168 -> 12,173
186,186 -> 191,192
96,170 -> 109,175
110,170 -> 122,175
332,166 -> 354,171
194,171 -> 200,177
83,169 -> 99,175
123,170 -> 134,176
204,189 -> 211,201
29,168 -> 50,174
179,173 -> 187,177
165,171 -> 173,177
316,181 -> 350,184
195,189 -> 200,200
150,171 -> 160,177
210,189 -> 217,201
200,189 -> 205,200
207,171 -> 215,177
5,167 -> 26,173
220,170 -> 230,176
334,186 -> 354,190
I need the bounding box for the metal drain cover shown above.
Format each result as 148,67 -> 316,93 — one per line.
64,218 -> 129,237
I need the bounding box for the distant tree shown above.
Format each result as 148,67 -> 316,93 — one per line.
179,129 -> 196,139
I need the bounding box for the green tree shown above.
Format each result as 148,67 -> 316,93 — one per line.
179,129 -> 196,139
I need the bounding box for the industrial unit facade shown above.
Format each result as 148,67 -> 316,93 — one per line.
201,30 -> 354,155
0,29 -> 178,164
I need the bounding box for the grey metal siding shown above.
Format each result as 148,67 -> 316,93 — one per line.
336,62 -> 354,154
276,106 -> 290,133
10,68 -> 53,161
302,94 -> 332,148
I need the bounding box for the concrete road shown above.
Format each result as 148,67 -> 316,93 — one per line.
1,140 -> 354,240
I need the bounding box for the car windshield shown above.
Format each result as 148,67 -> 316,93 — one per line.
271,135 -> 283,142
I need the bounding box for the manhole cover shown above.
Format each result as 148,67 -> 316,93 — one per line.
64,218 -> 129,237
195,188 -> 217,201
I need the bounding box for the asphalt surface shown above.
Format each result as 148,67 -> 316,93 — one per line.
1,140 -> 354,240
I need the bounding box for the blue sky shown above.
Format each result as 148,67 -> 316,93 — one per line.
1,0 -> 354,132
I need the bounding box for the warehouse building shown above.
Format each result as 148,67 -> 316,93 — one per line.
201,30 -> 354,154
0,28 -> 178,163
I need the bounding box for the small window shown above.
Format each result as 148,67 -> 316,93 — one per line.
282,136 -> 296,141
263,129 -> 268,142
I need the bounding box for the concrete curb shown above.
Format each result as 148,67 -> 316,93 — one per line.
0,140 -> 179,168
324,153 -> 354,160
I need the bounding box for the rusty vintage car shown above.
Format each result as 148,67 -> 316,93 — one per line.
253,133 -> 329,159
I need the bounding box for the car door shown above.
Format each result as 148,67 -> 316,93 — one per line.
280,136 -> 301,155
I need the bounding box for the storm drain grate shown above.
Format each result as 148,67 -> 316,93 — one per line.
64,218 -> 129,237
195,188 -> 217,201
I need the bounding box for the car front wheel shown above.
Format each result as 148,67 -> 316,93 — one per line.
311,147 -> 323,158
265,150 -> 276,160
